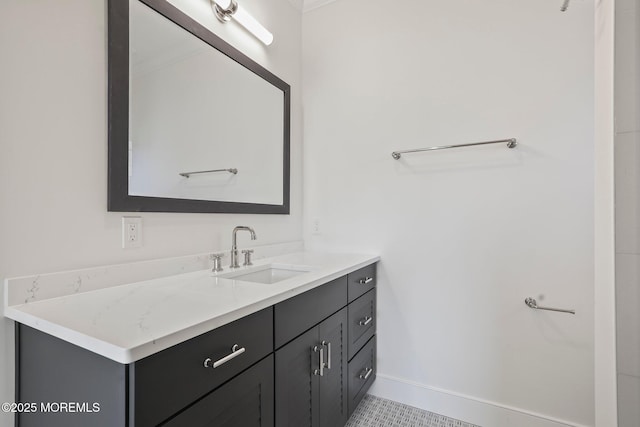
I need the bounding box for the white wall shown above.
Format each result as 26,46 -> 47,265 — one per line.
0,1 -> 302,426
594,0 -> 618,424
615,0 -> 640,424
303,0 -> 595,426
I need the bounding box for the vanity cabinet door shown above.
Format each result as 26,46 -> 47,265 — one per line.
275,308 -> 348,427
318,308 -> 348,427
275,327 -> 320,427
162,355 -> 274,427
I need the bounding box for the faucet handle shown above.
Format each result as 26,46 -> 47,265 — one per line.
241,249 -> 254,267
210,253 -> 225,272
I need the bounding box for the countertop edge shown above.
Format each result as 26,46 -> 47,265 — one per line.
6,254 -> 380,364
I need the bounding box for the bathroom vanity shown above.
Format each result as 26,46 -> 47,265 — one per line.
5,252 -> 378,426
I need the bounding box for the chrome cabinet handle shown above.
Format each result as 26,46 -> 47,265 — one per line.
312,346 -> 324,376
359,367 -> 373,380
359,316 -> 373,326
321,340 -> 331,370
203,344 -> 245,368
359,277 -> 373,284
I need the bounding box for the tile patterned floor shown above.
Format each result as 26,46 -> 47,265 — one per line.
346,395 -> 481,427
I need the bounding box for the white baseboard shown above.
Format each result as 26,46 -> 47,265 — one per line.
368,374 -> 591,427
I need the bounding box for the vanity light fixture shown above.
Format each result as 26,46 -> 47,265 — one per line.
211,0 -> 274,45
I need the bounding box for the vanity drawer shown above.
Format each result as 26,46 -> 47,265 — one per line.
132,307 -> 273,427
347,264 -> 376,303
274,276 -> 347,348
162,355 -> 274,427
348,335 -> 376,417
348,288 -> 376,360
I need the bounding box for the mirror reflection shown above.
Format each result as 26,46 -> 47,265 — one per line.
128,0 -> 284,205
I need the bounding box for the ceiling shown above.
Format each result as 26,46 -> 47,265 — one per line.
288,0 -> 338,13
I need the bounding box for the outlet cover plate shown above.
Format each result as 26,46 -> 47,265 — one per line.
122,216 -> 142,249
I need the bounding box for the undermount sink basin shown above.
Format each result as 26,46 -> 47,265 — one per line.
219,264 -> 313,284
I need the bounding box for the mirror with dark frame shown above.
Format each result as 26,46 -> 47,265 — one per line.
108,0 -> 290,214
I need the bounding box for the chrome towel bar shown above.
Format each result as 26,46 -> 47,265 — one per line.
179,168 -> 238,178
525,297 -> 575,315
391,138 -> 517,160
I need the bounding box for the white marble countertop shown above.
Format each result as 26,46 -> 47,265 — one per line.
4,251 -> 379,364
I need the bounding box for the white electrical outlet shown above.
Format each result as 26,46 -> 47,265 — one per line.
122,216 -> 143,249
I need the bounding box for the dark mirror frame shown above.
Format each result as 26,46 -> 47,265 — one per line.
107,0 -> 290,214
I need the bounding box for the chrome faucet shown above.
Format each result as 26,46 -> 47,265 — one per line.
230,226 -> 256,268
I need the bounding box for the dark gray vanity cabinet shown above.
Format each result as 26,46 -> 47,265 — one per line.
347,263 -> 376,302
134,307 -> 274,426
16,324 -> 128,427
162,355 -> 274,427
15,262 -> 378,427
346,267 -> 378,418
274,276 -> 348,348
348,287 -> 376,360
16,307 -> 274,427
275,308 -> 348,427
274,276 -> 349,427
348,335 -> 376,415
273,264 -> 378,427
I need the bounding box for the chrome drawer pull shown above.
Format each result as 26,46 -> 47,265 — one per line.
359,367 -> 373,380
312,346 -> 324,376
204,344 -> 246,369
359,277 -> 373,284
359,316 -> 373,326
322,340 -> 331,370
